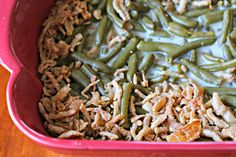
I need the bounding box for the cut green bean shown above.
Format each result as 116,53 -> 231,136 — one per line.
141,16 -> 155,30
95,15 -> 110,45
220,9 -> 233,44
137,41 -> 179,53
200,10 -> 224,26
168,38 -> 216,62
134,84 -> 151,95
154,6 -> 170,27
71,69 -> 90,88
145,0 -> 162,9
227,36 -> 236,57
181,59 -> 222,85
230,26 -> 236,39
220,95 -> 236,108
168,12 -> 198,28
98,42 -> 124,63
201,58 -> 236,72
91,0 -> 101,5
205,87 -> 236,96
127,53 -> 139,82
185,8 -> 212,17
71,53 -> 113,73
97,0 -> 108,11
223,44 -> 233,60
190,31 -> 215,38
168,22 -> 191,37
106,0 -> 125,28
150,75 -> 168,84
81,64 -> 106,95
189,50 -> 197,64
139,54 -> 155,73
132,22 -> 145,32
149,30 -> 171,38
111,38 -> 139,69
126,0 -> 148,12
121,82 -> 133,128
202,53 -> 224,63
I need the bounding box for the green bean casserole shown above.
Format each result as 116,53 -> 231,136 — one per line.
38,0 -> 236,141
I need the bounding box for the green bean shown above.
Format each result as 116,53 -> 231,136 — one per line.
76,32 -> 88,53
126,0 -> 148,12
149,30 -> 171,38
232,0 -> 236,4
141,16 -> 155,30
111,38 -> 140,69
106,0 -> 125,28
97,0 -> 107,10
168,38 -> 216,62
220,9 -> 233,44
139,54 -> 155,73
200,10 -> 224,26
71,69 -> 90,88
190,31 -> 216,38
57,55 -> 74,66
185,8 -> 212,17
127,53 -> 139,82
181,59 -> 222,85
81,64 -> 106,95
168,12 -> 198,28
168,22 -> 191,37
153,65 -> 167,71
95,15 -> 110,45
121,82 -> 133,128
202,53 -> 224,63
64,26 -> 84,44
189,50 -> 197,64
227,36 -> 236,57
223,44 -> 233,60
201,58 -> 236,72
134,84 -> 151,95
137,41 -> 179,53
150,75 -> 168,84
220,95 -> 236,108
98,42 -> 124,63
91,0 -> 101,5
145,0 -> 162,9
205,87 -> 236,96
70,82 -> 83,96
99,73 -> 112,84
132,22 -> 145,32
230,27 -> 236,39
71,53 -> 113,73
154,6 -> 170,27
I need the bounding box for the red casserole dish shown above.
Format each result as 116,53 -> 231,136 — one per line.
1,0 -> 236,156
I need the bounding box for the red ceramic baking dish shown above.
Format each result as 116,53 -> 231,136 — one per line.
1,0 -> 236,156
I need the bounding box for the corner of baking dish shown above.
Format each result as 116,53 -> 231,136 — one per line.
1,0 -> 236,152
